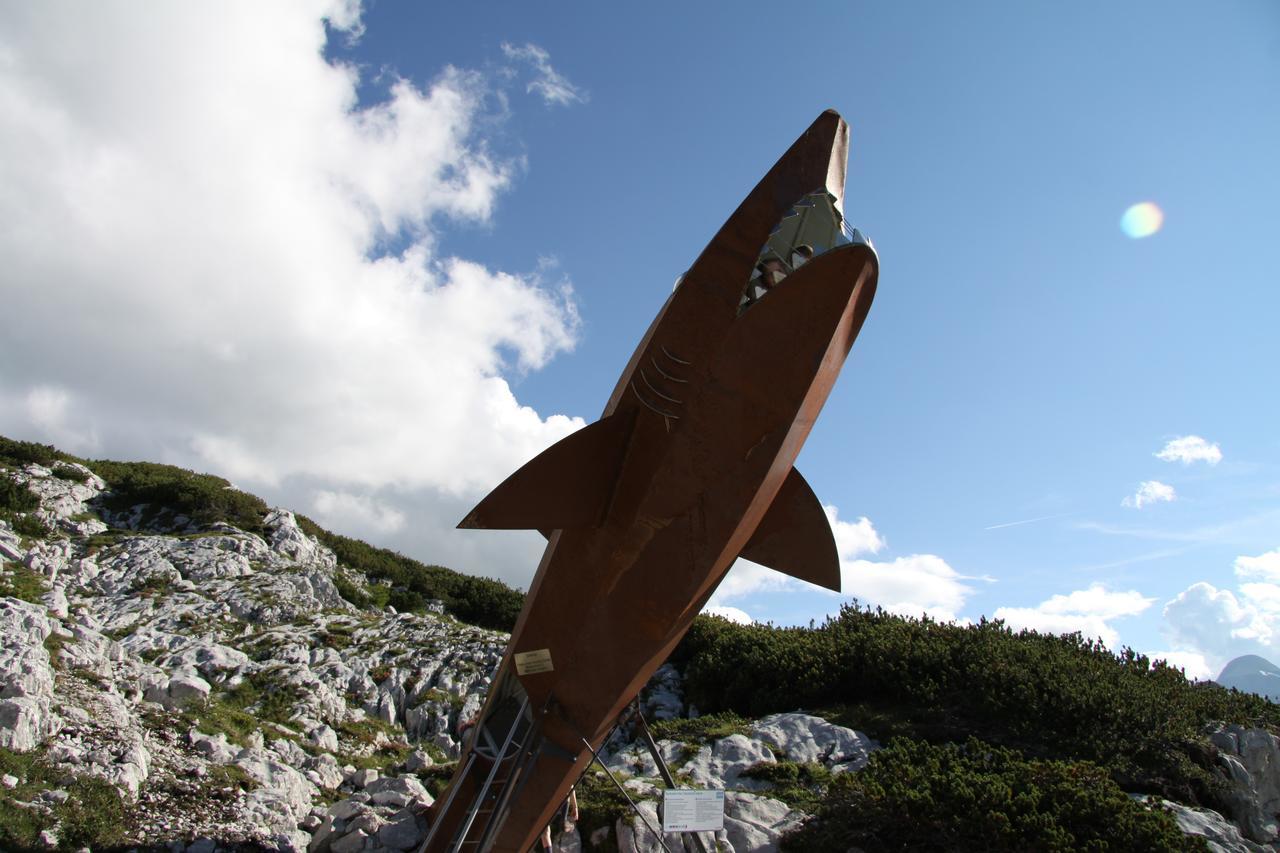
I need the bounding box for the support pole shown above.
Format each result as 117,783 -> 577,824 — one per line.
633,705 -> 715,853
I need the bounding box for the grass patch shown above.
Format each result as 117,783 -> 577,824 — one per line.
647,711 -> 750,745
0,564 -> 48,603
180,672 -> 306,746
130,573 -> 175,597
71,666 -> 108,688
335,715 -> 412,770
572,769 -> 636,853
0,746 -> 128,850
207,763 -> 259,792
44,631 -> 69,671
738,760 -> 831,812
416,762 -> 460,798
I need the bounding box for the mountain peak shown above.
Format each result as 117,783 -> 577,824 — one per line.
1218,654 -> 1280,700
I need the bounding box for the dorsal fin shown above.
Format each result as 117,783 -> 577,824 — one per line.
458,411 -> 636,532
739,467 -> 841,592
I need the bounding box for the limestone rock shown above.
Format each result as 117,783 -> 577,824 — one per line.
1208,722 -> 1280,843
1138,796 -> 1269,853
0,598 -> 59,751
681,735 -> 777,791
749,712 -> 878,772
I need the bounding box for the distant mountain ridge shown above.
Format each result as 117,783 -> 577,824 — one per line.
1218,654 -> 1280,702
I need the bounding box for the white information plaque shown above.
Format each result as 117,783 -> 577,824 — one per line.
662,789 -> 724,833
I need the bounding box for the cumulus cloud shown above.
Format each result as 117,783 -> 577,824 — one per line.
842,553 -> 975,623
826,505 -> 886,557
1162,582 -> 1274,671
1159,549 -> 1280,674
501,42 -> 588,107
994,584 -> 1154,649
1235,548 -> 1280,583
702,605 -> 753,624
1146,650 -> 1212,681
1156,435 -> 1222,465
0,3 -> 585,586
710,507 -> 980,624
1121,480 -> 1176,509
312,490 -> 406,534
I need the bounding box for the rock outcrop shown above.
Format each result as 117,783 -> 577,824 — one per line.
3,459 -> 1280,852
0,462 -> 503,850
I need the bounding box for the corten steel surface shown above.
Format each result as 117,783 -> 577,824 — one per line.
424,109 -> 879,853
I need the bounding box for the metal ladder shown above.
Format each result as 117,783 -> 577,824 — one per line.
417,695 -> 536,853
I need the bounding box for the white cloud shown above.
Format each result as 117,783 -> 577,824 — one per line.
825,505 -> 885,558
22,385 -> 99,454
994,583 -> 1154,649
828,507 -> 979,621
0,4 -> 584,586
1158,550 -> 1280,676
843,553 -> 975,623
712,559 -> 796,602
500,42 -> 588,107
1121,480 -> 1176,509
1155,435 -> 1222,465
1146,650 -> 1213,681
312,490 -> 406,534
709,507 -> 978,623
702,605 -> 753,624
1162,581 -> 1274,673
1235,548 -> 1280,583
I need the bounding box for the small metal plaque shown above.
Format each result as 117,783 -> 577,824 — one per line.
662,789 -> 724,832
514,648 -> 554,675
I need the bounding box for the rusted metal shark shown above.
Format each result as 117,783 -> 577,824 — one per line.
422,109 -> 879,852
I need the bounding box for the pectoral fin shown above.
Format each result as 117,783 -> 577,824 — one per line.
458,411 -> 636,532
739,467 -> 841,592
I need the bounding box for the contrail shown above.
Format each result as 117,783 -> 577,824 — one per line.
984,512 -> 1073,531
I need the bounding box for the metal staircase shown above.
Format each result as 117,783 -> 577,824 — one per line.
418,694 -> 538,853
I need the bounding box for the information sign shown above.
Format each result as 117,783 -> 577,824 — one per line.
514,648 -> 554,675
662,789 -> 724,833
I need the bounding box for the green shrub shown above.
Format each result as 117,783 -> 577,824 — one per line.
573,768 -> 635,852
9,512 -> 51,539
0,477 -> 39,513
781,737 -> 1206,852
0,476 -> 50,539
674,606 -> 1273,806
0,437 -> 68,468
296,514 -> 524,631
88,458 -> 269,535
52,464 -> 88,483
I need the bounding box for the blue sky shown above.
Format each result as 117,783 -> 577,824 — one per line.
2,2 -> 1277,679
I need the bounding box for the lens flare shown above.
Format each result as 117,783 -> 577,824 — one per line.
1120,202 -> 1164,239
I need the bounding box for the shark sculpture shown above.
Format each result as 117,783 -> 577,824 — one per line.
422,109 -> 879,852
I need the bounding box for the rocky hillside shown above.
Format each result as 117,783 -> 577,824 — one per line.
2,437 -> 1279,852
